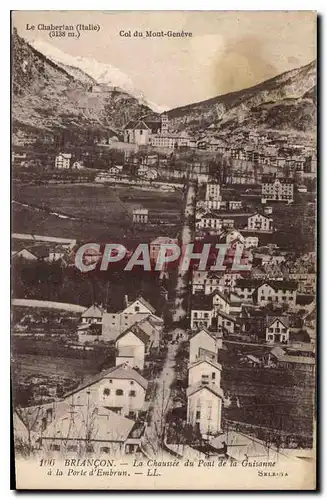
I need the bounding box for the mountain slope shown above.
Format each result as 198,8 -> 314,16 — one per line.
30,39 -> 166,113
12,29 -> 156,144
167,61 -> 316,135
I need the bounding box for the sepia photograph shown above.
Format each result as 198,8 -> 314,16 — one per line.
11,10 -> 317,490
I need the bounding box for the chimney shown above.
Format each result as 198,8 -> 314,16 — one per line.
124,295 -> 129,308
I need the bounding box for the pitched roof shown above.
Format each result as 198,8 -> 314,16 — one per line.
26,245 -> 49,259
216,310 -> 236,322
236,279 -> 297,292
127,296 -> 156,314
64,364 -> 148,396
190,327 -> 216,341
187,384 -> 224,399
258,280 -> 298,291
270,346 -> 286,358
247,212 -> 271,220
43,406 -> 134,443
266,316 -> 289,328
188,358 -> 222,372
115,322 -> 150,345
211,289 -> 231,305
81,304 -> 104,318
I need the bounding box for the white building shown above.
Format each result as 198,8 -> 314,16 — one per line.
187,385 -> 223,437
133,208 -> 148,224
266,317 -> 290,344
247,212 -> 273,232
261,176 -> 294,203
64,364 -> 148,419
101,297 -> 161,341
256,281 -> 297,307
81,304 -> 104,325
188,359 -> 222,388
115,324 -> 149,370
216,310 -> 236,335
55,153 -> 72,169
197,214 -> 222,231
205,183 -> 221,210
189,328 -> 219,364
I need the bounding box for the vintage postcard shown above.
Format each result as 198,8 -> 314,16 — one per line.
11,10 -> 317,490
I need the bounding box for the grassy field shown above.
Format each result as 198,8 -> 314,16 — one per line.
13,354 -> 99,378
220,343 -> 315,438
12,183 -> 183,242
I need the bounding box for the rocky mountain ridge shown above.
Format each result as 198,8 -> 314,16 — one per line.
167,61 -> 316,136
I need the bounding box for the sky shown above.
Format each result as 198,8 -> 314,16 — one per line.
13,11 -> 316,110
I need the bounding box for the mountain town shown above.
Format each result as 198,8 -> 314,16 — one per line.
12,25 -> 316,468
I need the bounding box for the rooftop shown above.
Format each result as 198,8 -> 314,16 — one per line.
64,364 -> 148,397
187,384 -> 224,399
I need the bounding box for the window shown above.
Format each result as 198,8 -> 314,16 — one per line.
116,389 -> 124,396
194,312 -> 198,318
130,381 -> 134,385
86,444 -> 94,453
196,410 -> 201,420
204,313 -> 209,318
100,446 -> 110,453
135,306 -> 140,312
103,388 -> 110,396
140,130 -> 143,135
67,445 -> 77,452
212,372 -> 216,380
109,379 -> 113,384
129,390 -> 136,397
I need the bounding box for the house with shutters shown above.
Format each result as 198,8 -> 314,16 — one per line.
192,270 -> 241,296
55,153 -> 71,169
196,213 -> 222,232
265,317 -> 290,344
81,304 -> 105,325
188,359 -> 222,388
261,176 -> 294,203
247,212 -> 273,232
255,281 -> 297,307
63,364 -> 148,420
190,295 -> 214,330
